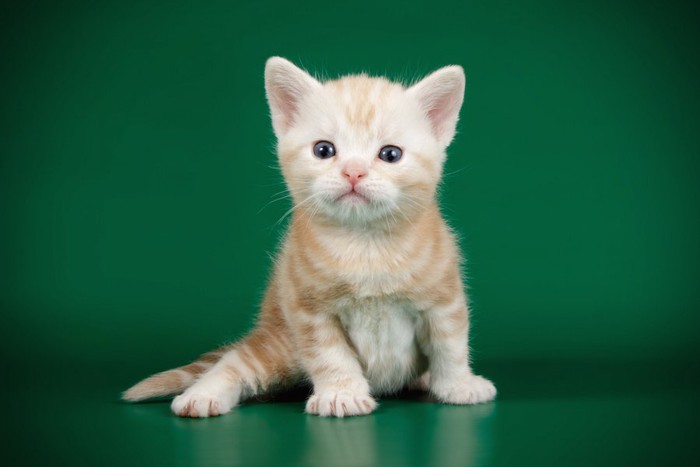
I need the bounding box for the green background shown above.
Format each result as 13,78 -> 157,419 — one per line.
2,0 -> 699,466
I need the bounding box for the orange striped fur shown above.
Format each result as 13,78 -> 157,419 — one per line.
123,57 -> 496,417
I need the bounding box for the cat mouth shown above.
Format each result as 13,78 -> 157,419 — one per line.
337,189 -> 370,204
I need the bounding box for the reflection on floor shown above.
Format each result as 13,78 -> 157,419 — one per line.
4,359 -> 699,466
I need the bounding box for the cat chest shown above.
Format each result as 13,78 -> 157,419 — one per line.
338,299 -> 423,394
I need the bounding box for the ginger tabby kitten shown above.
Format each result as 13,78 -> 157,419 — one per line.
123,57 -> 496,417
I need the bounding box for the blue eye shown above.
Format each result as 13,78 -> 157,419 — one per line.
313,141 -> 336,159
378,145 -> 402,163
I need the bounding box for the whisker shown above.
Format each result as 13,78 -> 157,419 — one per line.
273,192 -> 321,228
442,163 -> 472,178
256,193 -> 293,215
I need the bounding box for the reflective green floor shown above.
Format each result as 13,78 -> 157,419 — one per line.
5,360 -> 698,467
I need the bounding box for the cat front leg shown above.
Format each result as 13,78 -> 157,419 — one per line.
293,312 -> 376,417
420,294 -> 496,405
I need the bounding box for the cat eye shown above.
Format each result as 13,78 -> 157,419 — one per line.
313,141 -> 336,159
378,145 -> 403,163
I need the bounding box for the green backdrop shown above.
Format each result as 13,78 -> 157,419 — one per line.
2,0 -> 699,466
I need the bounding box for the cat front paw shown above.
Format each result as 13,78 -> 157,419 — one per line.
432,374 -> 496,405
171,385 -> 239,418
305,389 -> 377,417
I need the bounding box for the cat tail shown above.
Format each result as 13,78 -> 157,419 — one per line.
121,349 -> 227,402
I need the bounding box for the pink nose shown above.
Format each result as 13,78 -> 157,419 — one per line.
343,166 -> 367,186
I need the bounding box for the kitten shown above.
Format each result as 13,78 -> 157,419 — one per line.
123,57 -> 496,417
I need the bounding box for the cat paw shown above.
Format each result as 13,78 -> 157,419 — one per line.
305,389 -> 377,417
171,387 -> 237,418
432,374 -> 496,405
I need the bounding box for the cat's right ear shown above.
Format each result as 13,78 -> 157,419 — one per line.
265,57 -> 322,137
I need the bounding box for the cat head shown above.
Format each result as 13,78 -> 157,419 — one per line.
264,57 -> 465,228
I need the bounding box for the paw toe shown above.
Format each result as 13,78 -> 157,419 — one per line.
306,389 -> 376,417
171,392 -> 234,418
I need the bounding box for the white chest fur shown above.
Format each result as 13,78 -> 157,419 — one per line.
338,298 -> 425,395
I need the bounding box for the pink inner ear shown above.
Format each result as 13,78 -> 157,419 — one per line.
427,107 -> 444,135
267,74 -> 304,133
426,98 -> 458,140
274,90 -> 297,130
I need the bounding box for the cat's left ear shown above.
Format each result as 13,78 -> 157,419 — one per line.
265,57 -> 322,138
407,65 -> 465,147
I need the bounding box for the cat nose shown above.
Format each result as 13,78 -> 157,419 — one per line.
343,165 -> 368,186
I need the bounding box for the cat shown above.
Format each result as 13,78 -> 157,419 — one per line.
122,57 -> 496,418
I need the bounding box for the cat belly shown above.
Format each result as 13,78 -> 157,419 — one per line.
339,300 -> 425,395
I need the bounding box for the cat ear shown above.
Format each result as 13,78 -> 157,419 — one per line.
265,57 -> 322,137
407,65 -> 465,147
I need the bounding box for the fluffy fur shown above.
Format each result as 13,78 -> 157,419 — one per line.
123,57 -> 496,417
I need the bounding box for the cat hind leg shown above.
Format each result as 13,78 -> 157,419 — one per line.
171,329 -> 296,418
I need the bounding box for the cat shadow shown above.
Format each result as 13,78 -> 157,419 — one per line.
118,383 -> 481,410
243,384 -> 442,407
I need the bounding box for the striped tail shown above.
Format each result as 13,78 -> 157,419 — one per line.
122,349 -> 226,402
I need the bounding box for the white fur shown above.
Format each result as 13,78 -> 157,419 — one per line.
339,299 -> 423,394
